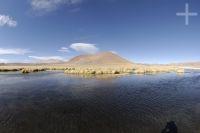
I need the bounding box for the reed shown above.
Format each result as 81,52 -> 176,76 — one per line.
134,66 -> 185,74
64,66 -> 133,75
0,64 -> 185,75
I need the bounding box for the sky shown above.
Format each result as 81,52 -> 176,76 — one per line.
0,0 -> 200,64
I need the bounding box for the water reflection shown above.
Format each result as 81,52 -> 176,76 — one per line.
0,72 -> 199,133
65,73 -> 130,80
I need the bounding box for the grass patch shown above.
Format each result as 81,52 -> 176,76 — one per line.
0,64 -> 185,75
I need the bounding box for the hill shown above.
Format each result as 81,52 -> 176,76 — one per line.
67,52 -> 134,67
173,62 -> 200,68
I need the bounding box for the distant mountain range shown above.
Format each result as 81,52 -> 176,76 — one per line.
0,52 -> 200,68
172,62 -> 200,68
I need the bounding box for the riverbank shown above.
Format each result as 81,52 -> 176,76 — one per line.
0,64 -> 186,75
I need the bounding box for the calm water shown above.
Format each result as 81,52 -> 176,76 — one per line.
0,71 -> 200,133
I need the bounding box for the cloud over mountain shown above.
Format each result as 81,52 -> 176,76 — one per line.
70,43 -> 99,53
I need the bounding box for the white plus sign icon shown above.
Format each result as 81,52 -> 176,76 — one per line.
176,3 -> 198,25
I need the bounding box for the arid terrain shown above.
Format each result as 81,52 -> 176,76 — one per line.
0,52 -> 194,75
172,62 -> 200,69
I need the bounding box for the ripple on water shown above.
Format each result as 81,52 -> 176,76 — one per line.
0,72 -> 200,133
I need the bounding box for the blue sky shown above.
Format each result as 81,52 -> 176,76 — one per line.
0,0 -> 200,64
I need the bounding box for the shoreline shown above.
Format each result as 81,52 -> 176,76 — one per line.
0,65 -> 187,75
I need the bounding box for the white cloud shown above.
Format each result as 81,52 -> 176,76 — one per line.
29,56 -> 65,61
31,0 -> 82,12
58,47 -> 70,53
110,51 -> 117,54
0,48 -> 31,55
0,15 -> 17,27
70,43 -> 99,53
0,59 -> 8,63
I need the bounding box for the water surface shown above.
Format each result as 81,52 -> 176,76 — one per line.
0,71 -> 200,133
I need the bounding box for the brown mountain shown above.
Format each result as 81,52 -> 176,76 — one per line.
67,52 -> 134,67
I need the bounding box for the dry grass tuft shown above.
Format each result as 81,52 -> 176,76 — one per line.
0,64 -> 185,75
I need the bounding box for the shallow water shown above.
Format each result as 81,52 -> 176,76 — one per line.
0,71 -> 200,133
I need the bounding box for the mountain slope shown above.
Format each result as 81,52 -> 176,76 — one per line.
67,52 -> 134,67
